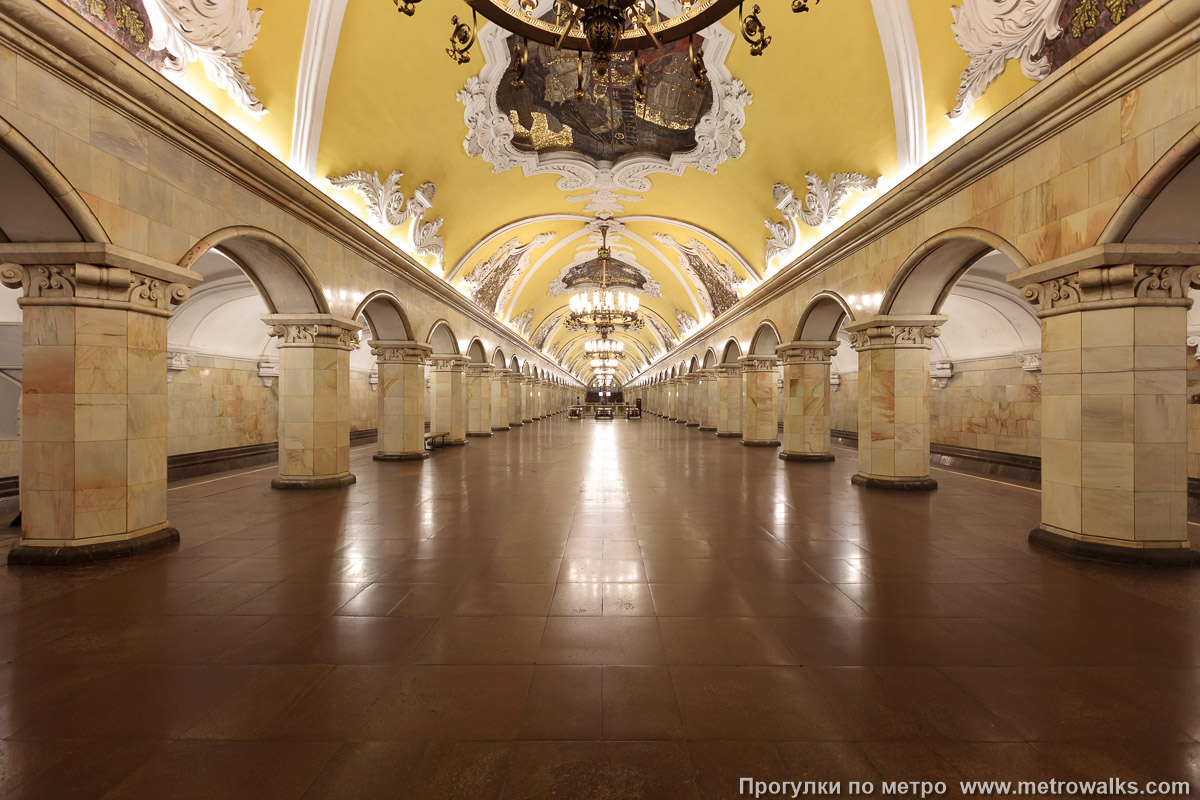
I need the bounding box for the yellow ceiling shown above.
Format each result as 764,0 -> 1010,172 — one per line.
162,1 -> 1037,383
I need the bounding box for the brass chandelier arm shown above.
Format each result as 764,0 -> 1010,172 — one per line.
461,0 -> 743,53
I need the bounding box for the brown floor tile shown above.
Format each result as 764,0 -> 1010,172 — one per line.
410,616 -> 545,664
518,665 -> 602,740
659,617 -> 796,665
601,665 -> 685,740
670,666 -> 847,740
501,742 -> 700,800
358,665 -> 534,740
538,617 -> 666,665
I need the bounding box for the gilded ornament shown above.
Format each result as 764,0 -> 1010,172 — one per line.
86,0 -> 108,19
115,3 -> 147,44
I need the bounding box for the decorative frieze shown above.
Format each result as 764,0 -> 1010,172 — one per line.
466,363 -> 493,378
370,340 -> 431,364
0,262 -> 195,316
739,356 -> 779,372
777,341 -> 840,365
430,355 -> 469,372
263,313 -> 362,350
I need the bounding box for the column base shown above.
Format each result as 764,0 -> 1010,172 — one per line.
1028,526 -> 1200,566
522,418 -> 534,424
780,452 -> 835,462
374,451 -> 429,462
851,474 -> 937,491
272,473 -> 357,489
686,422 -> 700,427
467,431 -> 494,437
511,421 -> 524,427
445,439 -> 468,446
742,440 -> 782,447
699,426 -> 717,432
492,426 -> 511,432
8,526 -> 180,565
716,432 -> 741,438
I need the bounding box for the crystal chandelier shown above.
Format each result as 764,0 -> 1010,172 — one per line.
584,338 -> 625,357
393,0 -> 821,89
565,225 -> 644,335
590,358 -> 620,368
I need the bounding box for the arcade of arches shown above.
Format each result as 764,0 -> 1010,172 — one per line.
0,0 -> 1199,795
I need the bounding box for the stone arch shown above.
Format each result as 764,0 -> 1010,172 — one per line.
510,355 -> 520,372
795,291 -> 855,341
354,290 -> 413,341
492,347 -> 507,368
721,338 -> 742,363
669,366 -> 677,378
179,227 -> 329,314
701,348 -> 717,369
0,113 -> 108,243
749,321 -> 783,355
1101,124 -> 1200,244
688,355 -> 699,373
465,338 -> 488,363
426,320 -> 460,354
879,228 -> 1030,316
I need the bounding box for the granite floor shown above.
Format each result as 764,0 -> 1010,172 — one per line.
0,416 -> 1198,798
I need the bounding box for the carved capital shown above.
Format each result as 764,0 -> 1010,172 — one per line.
430,355 -> 469,372
717,363 -> 742,377
262,313 -> 362,350
466,364 -> 493,378
490,368 -> 510,380
845,315 -> 946,351
0,262 -> 192,316
738,355 -> 779,373
777,340 -> 840,365
370,339 -> 432,364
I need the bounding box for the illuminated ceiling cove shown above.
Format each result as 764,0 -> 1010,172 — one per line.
61,0 -> 1058,384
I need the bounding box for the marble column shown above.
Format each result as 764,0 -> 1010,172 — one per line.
491,368 -> 511,431
684,374 -> 700,426
845,315 -> 945,490
522,378 -> 535,423
717,364 -> 742,437
1,250 -> 202,563
698,369 -> 718,431
466,363 -> 493,437
740,356 -> 780,446
1010,249 -> 1199,565
372,340 -> 432,461
510,375 -> 525,426
676,378 -> 688,424
431,355 -> 468,445
777,341 -> 840,462
667,379 -> 679,421
266,314 -> 361,489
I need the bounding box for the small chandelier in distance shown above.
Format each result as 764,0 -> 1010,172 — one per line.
584,338 -> 625,355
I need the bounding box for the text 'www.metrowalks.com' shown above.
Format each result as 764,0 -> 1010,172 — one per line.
739,778 -> 1192,797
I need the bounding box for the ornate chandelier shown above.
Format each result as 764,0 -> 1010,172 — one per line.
393,0 -> 821,88
584,338 -> 625,355
565,225 -> 644,335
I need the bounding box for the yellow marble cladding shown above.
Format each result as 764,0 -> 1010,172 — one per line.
276,345 -> 352,480
377,359 -> 426,456
509,377 -> 524,426
741,367 -> 779,444
931,356 -> 1041,456
781,362 -> 833,457
466,370 -> 493,435
1041,307 -> 1189,546
856,346 -> 931,481
717,370 -> 743,436
491,373 -> 510,430
431,367 -> 466,440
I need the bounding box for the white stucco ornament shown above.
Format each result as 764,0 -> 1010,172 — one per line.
948,0 -> 1067,120
765,172 -> 879,263
143,0 -> 267,117
328,171 -> 445,267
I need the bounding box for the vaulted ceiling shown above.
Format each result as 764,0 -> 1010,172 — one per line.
97,0 -> 1038,384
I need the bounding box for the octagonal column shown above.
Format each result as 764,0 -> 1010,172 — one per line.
684,374 -> 700,426
372,340 -> 432,461
1011,249 -> 1200,564
668,379 -> 681,421
1,251 -> 202,563
846,316 -> 945,490
466,363 -> 493,437
778,340 -> 840,462
676,378 -> 689,424
266,314 -> 361,489
522,378 -> 535,423
431,355 -> 468,445
740,356 -> 780,447
491,369 -> 511,431
509,375 -> 524,426
716,364 -> 741,437
698,369 -> 718,431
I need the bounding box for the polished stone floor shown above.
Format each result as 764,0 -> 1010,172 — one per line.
0,416 -> 1198,798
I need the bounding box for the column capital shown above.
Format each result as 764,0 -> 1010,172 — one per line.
681,373 -> 698,384
1008,244 -> 1200,318
263,313 -> 363,350
716,363 -> 741,376
466,363 -> 493,378
845,315 -> 946,351
370,339 -> 431,364
490,368 -> 510,379
0,243 -> 202,317
739,355 -> 778,372
777,340 -> 840,364
430,354 -> 469,371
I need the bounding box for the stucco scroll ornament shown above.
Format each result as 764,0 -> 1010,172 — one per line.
1018,275 -> 1081,311
0,264 -> 76,298
328,172 -> 445,267
142,0 -> 267,117
740,357 -> 778,372
267,323 -> 317,344
675,310 -> 700,338
948,0 -> 1067,120
128,275 -> 191,311
509,308 -> 535,339
765,173 -> 879,262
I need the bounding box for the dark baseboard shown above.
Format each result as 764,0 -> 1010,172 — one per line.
830,430 -> 1041,485
165,429 -> 380,482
